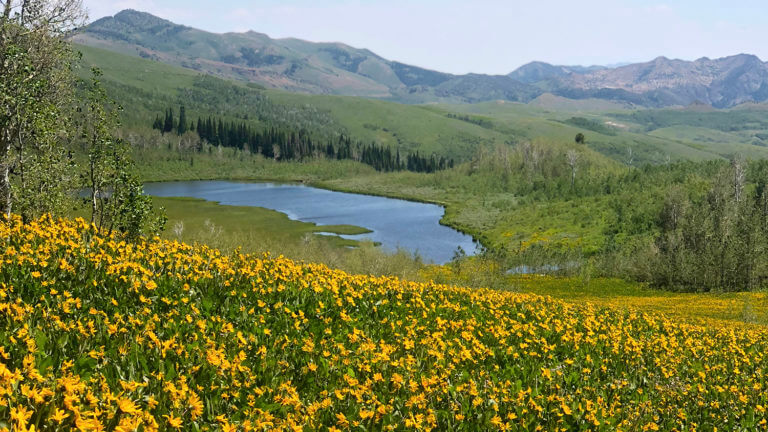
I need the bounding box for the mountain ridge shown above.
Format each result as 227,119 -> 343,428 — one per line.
73,9 -> 768,108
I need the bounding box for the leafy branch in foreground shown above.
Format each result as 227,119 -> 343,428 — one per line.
79,68 -> 165,238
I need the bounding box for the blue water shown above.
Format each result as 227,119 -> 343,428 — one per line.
144,181 -> 480,264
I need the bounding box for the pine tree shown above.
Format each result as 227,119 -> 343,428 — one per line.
177,105 -> 187,135
196,117 -> 203,139
163,108 -> 174,134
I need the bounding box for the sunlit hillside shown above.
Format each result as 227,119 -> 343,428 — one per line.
3,215 -> 768,431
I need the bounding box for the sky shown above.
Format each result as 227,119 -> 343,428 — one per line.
82,0 -> 768,75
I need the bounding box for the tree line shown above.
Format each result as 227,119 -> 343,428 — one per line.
152,107 -> 454,173
640,159 -> 768,291
584,158 -> 768,292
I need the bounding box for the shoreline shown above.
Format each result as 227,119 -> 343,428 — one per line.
142,176 -> 488,254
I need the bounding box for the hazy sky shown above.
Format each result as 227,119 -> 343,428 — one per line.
82,0 -> 768,75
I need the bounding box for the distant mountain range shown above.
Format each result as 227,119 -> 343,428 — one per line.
73,9 -> 768,108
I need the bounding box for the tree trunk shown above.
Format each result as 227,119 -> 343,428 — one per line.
2,1 -> 11,23
0,130 -> 11,217
0,162 -> 10,217
90,162 -> 97,225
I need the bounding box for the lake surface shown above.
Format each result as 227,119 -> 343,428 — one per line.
144,181 -> 479,264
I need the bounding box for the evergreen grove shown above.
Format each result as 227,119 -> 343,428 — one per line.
153,107 -> 455,173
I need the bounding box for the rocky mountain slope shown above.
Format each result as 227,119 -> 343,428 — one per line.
551,55 -> 768,108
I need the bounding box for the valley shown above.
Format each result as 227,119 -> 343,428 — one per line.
70,37 -> 768,292
4,3 -> 768,430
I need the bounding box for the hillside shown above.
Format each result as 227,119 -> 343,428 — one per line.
5,214 -> 768,431
74,9 -> 768,108
75,44 -> 512,160
427,100 -> 768,162
75,43 -> 768,168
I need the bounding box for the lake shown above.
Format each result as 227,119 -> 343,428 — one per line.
144,181 -> 480,264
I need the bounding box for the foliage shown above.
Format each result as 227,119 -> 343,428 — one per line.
632,159 -> 768,291
445,113 -> 494,129
0,2 -> 162,240
4,215 -> 768,431
78,68 -> 166,239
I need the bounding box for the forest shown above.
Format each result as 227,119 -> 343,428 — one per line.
151,106 -> 454,173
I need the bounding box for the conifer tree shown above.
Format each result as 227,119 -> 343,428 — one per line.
163,108 -> 174,134
177,105 -> 187,135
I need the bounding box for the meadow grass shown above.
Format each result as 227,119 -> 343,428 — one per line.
157,197 -> 370,249
510,275 -> 768,326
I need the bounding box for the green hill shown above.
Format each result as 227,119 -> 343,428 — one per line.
76,44 -> 517,160
430,100 -> 768,163
77,43 -> 768,167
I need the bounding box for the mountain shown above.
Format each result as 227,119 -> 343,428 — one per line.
74,10 -> 768,108
506,61 -> 607,84
76,42 -> 768,167
549,55 -> 768,108
72,9 -> 540,103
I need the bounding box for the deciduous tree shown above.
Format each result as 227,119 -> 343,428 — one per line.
0,0 -> 85,218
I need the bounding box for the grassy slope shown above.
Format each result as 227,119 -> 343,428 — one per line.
266,91 -> 509,159
77,44 -> 508,161
77,44 -> 198,92
429,101 -> 768,163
